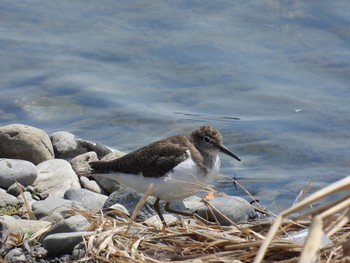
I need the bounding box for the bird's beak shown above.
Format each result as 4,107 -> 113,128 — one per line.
216,143 -> 241,161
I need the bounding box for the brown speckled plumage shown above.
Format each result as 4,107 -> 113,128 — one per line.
90,126 -> 240,177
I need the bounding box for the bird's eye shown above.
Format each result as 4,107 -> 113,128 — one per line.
203,136 -> 211,143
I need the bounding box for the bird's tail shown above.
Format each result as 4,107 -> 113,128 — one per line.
89,161 -> 113,172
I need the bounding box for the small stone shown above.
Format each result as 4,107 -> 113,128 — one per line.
92,174 -> 121,194
29,246 -> 47,259
71,152 -> 98,175
25,185 -> 36,194
50,131 -> 79,159
23,186 -> 41,201
7,182 -> 25,197
4,248 -> 26,262
72,242 -> 86,260
0,159 -> 38,189
64,188 -> 108,211
0,124 -> 54,165
50,131 -> 112,159
79,176 -> 107,194
34,159 -> 81,198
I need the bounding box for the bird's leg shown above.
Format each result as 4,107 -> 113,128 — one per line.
153,197 -> 167,226
164,202 -> 193,217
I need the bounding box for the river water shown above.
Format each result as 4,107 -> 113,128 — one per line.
1,1 -> 350,213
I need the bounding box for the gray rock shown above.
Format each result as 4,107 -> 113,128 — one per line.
0,159 -> 38,189
64,188 -> 107,211
23,186 -> 42,201
0,189 -> 19,206
50,131 -> 112,159
197,196 -> 256,225
7,182 -> 25,197
41,215 -> 90,240
71,151 -> 98,175
34,159 -> 81,198
104,187 -> 155,222
32,197 -> 86,221
25,185 -> 36,193
79,176 -> 107,194
42,231 -> 93,257
0,124 -> 54,165
50,131 -> 78,159
4,248 -> 26,262
0,217 -> 51,242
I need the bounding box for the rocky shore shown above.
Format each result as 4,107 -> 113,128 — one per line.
0,124 -> 256,262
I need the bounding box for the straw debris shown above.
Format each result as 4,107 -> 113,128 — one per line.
24,175 -> 350,262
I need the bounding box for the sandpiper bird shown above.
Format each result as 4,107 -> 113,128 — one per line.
90,126 -> 241,225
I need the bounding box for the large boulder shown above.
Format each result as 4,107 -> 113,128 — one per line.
0,124 -> 54,164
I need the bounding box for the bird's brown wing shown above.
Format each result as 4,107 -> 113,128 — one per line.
89,141 -> 190,178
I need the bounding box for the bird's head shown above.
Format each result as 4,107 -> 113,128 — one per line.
190,126 -> 241,161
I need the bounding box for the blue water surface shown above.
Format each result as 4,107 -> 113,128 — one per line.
1,1 -> 350,213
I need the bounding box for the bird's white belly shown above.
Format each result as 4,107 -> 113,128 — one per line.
106,156 -> 219,201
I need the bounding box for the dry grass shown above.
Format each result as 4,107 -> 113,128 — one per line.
1,176 -> 343,262
60,175 -> 350,263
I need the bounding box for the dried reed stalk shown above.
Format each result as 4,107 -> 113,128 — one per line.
23,176 -> 350,262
